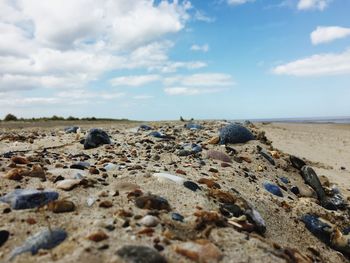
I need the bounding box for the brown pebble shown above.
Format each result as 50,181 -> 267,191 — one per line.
207,136 -> 220,145
99,200 -> 113,208
11,156 -> 29,164
89,167 -> 100,174
87,231 -> 109,242
206,150 -> 232,163
47,200 -> 76,213
176,169 -> 186,175
26,218 -> 37,225
4,168 -> 29,180
135,195 -> 171,211
198,178 -> 221,189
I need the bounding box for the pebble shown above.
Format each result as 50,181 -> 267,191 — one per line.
135,195 -> 171,211
280,177 -> 289,184
148,131 -> 170,139
263,182 -> 283,197
290,155 -> 306,170
84,128 -> 111,149
174,239 -> 223,263
183,181 -> 201,192
64,126 -> 79,133
301,214 -> 333,244
117,245 -> 167,263
29,164 -> 46,179
245,208 -> 267,234
206,150 -> 232,163
99,200 -> 113,208
139,215 -> 159,227
11,156 -> 29,164
0,189 -> 59,210
219,124 -> 255,144
198,178 -> 221,189
178,143 -> 202,156
185,123 -> 203,130
139,124 -> 153,131
171,213 -> 184,222
87,196 -> 96,207
0,230 -> 9,247
207,136 -> 220,144
9,228 -> 67,260
331,228 -> 350,255
56,179 -> 81,191
153,172 -> 185,184
87,231 -> 109,242
47,200 -> 76,213
259,149 -> 275,165
104,163 -> 119,171
3,168 -> 29,180
70,161 -> 90,170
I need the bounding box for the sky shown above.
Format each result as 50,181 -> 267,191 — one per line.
0,0 -> 349,121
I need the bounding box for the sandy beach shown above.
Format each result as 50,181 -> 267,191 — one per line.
0,121 -> 350,263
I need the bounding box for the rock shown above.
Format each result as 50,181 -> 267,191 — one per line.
301,214 -> 333,244
139,124 -> 153,131
185,123 -> 203,130
64,126 -> 79,133
259,150 -> 275,165
183,181 -> 201,192
0,189 -> 58,210
290,186 -> 300,195
117,245 -> 167,263
10,228 -> 67,260
135,195 -> 171,211
56,179 -> 81,191
245,208 -> 267,234
270,150 -> 280,159
172,213 -> 184,222
99,200 -> 113,208
87,231 -> 109,242
219,124 -> 254,144
279,177 -> 289,184
174,239 -> 223,263
47,200 -> 76,213
140,215 -> 159,227
153,173 -> 185,184
3,168 -> 29,180
148,131 -> 173,139
178,143 -> 202,156
206,150 -> 232,163
70,162 -> 90,170
331,229 -> 350,255
219,203 -> 243,218
29,164 -> 46,179
104,163 -> 119,171
263,182 -> 283,197
0,230 -> 9,247
84,128 -> 111,149
207,136 -> 220,145
198,178 -> 221,189
11,156 -> 29,164
290,155 -> 306,170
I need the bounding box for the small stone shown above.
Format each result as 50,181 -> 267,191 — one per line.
185,123 -> 203,130
87,231 -> 109,242
280,177 -> 289,184
4,168 -> 29,180
290,186 -> 300,195
270,150 -> 280,159
174,239 -> 223,263
56,179 -> 81,191
89,167 -> 100,174
219,124 -> 254,144
11,156 -> 29,164
0,189 -> 59,210
197,178 -> 221,189
221,162 -> 231,168
290,155 -> 306,170
0,230 -> 9,247
84,128 -> 111,149
140,215 -> 159,227
64,126 -> 79,133
301,214 -> 333,244
70,162 -> 90,170
117,245 -> 167,263
207,136 -> 220,145
153,173 -> 185,184
176,169 -> 186,175
99,200 -> 113,208
172,213 -> 184,222
29,164 -> 46,179
139,124 -> 153,131
259,150 -> 275,165
135,195 -> 171,211
104,163 -> 118,171
183,181 -> 201,192
263,182 -> 283,197
206,150 -> 232,163
47,200 -> 75,213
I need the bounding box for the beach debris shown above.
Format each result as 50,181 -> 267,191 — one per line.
198,178 -> 221,189
0,230 -> 9,247
290,155 -> 306,170
148,131 -> 173,140
185,123 -> 203,130
3,168 -> 29,180
178,143 -> 202,156
174,239 -> 223,263
135,194 -> 171,211
259,149 -> 275,165
331,229 -> 350,255
140,215 -> 159,227
64,126 -> 79,133
117,245 -> 167,263
206,150 -> 232,163
9,228 -> 67,260
171,213 -> 184,222
263,182 -> 283,197
219,123 -> 255,144
0,189 -> 58,210
153,172 -> 185,184
301,214 -> 333,244
56,179 -> 81,191
84,128 -> 111,149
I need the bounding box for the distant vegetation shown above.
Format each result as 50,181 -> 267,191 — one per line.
1,113 -> 130,122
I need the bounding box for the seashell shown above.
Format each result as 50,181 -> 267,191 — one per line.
153,173 -> 185,184
290,155 -> 306,170
259,149 -> 275,165
172,213 -> 184,222
139,124 -> 153,131
183,181 -> 201,192
64,126 -> 79,133
28,164 -> 45,179
197,178 -> 221,189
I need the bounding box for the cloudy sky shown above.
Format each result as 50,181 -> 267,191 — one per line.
0,0 -> 349,120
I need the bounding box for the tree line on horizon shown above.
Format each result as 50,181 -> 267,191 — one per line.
1,113 -> 130,122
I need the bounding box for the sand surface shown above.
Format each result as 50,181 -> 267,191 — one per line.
0,121 -> 349,263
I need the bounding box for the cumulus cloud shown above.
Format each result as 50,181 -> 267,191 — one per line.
164,87 -> 226,95
190,44 -> 209,52
110,75 -> 161,87
311,26 -> 350,45
227,0 -> 254,6
272,49 -> 350,76
297,0 -> 330,11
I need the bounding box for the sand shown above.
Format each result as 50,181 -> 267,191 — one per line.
0,121 -> 349,263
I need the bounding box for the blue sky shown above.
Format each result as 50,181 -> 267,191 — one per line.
0,0 -> 349,120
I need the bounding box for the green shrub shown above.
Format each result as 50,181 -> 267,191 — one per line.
4,113 -> 18,121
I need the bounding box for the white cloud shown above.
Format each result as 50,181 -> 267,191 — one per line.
297,0 -> 330,11
272,49 -> 350,76
194,10 -> 215,23
190,44 -> 209,52
163,73 -> 235,86
133,95 -> 154,99
164,87 -> 226,95
110,75 -> 160,87
311,26 -> 350,45
227,0 -> 254,6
